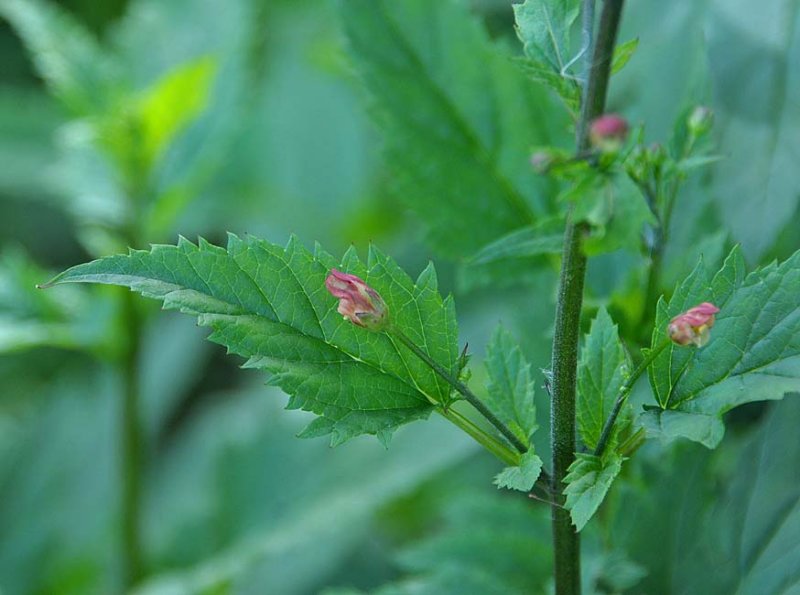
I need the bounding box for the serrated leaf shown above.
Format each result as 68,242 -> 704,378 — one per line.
610,38 -> 639,74
467,218 -> 564,266
484,326 -> 538,447
563,453 -> 623,531
514,0 -> 580,74
338,0 -> 564,257
646,245 -> 800,447
516,57 -> 581,112
577,308 -> 630,451
44,235 -> 459,445
494,450 -> 543,492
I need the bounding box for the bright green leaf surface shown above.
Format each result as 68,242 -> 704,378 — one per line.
611,38 -> 639,74
577,308 -> 630,451
646,245 -> 800,447
137,55 -> 217,168
494,450 -> 543,492
484,326 -> 538,447
45,235 -> 459,445
563,453 -> 623,531
338,0 -> 564,257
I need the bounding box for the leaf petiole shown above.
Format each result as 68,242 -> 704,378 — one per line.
593,337 -> 671,458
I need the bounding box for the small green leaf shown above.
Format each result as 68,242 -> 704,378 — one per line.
577,308 -> 630,451
494,450 -> 543,492
468,218 -> 563,266
564,173 -> 655,256
44,235 -> 459,446
514,0 -> 580,74
610,38 -> 639,74
484,326 -> 538,447
563,453 -> 623,531
646,245 -> 800,447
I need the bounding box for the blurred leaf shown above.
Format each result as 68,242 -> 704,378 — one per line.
393,492 -> 552,594
468,218 -> 564,266
611,37 -> 639,75
563,452 -> 623,531
645,245 -> 800,447
616,398 -> 800,594
45,235 -> 459,445
338,0 -> 565,257
0,0 -> 122,114
577,308 -> 630,451
137,393 -> 476,595
709,396 -> 800,594
0,247 -> 113,353
707,0 -> 800,261
135,55 -> 217,172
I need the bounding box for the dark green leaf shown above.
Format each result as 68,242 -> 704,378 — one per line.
44,235 -> 459,445
646,245 -> 800,447
338,0 -> 564,257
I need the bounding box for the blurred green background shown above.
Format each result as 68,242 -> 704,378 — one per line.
1,0 -> 799,593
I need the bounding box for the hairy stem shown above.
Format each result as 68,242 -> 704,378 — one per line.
593,339 -> 670,458
391,328 -> 529,454
550,1 -> 626,594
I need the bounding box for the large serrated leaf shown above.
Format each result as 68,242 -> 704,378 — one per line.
645,245 -> 800,447
577,308 -> 630,451
338,0 -> 564,257
44,235 -> 459,446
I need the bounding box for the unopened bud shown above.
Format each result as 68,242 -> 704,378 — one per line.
668,302 -> 720,347
687,106 -> 714,137
589,114 -> 629,152
530,151 -> 555,174
325,269 -> 389,332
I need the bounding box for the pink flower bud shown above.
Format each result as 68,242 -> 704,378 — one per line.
589,114 -> 629,151
667,302 -> 720,347
325,269 -> 389,332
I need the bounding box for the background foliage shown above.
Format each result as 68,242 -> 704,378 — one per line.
1,0 -> 799,593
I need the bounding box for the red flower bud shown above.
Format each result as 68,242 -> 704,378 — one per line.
668,302 -> 720,347
325,269 -> 389,331
589,114 -> 629,151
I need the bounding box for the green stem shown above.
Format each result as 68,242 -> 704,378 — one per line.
593,339 -> 670,458
391,328 -> 529,454
551,1 -> 626,594
441,407 -> 520,467
120,289 -> 144,586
